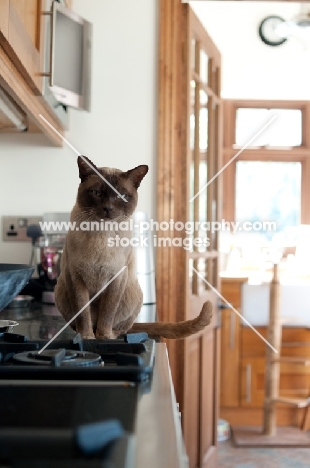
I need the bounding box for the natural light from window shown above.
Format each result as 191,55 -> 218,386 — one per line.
235,160 -> 301,238
235,108 -> 302,147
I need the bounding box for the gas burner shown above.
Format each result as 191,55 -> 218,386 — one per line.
13,348 -> 102,367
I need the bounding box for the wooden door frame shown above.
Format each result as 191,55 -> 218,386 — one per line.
156,0 -> 190,407
157,4 -> 222,467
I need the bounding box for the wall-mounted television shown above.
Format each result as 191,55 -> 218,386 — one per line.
49,1 -> 92,111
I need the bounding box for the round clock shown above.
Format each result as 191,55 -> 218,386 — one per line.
258,15 -> 288,47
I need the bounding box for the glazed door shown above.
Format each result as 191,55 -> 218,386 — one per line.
157,3 -> 222,468
183,11 -> 222,468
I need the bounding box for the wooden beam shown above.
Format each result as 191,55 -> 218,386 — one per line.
157,0 -> 190,408
263,263 -> 282,435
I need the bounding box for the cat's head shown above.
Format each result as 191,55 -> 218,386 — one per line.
76,156 -> 148,221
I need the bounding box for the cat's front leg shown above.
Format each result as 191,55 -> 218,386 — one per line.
95,275 -> 127,339
68,279 -> 95,339
55,274 -> 94,339
75,305 -> 95,339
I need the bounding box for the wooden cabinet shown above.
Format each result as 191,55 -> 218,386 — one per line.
220,275 -> 247,408
0,0 -> 42,93
220,308 -> 240,407
240,357 -> 265,407
0,0 -> 9,40
220,276 -> 310,427
0,0 -> 65,144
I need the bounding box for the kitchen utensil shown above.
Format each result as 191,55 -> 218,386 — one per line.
0,320 -> 19,332
0,264 -> 35,311
27,224 -> 43,269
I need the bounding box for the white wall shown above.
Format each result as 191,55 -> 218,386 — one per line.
190,1 -> 310,99
0,0 -> 158,263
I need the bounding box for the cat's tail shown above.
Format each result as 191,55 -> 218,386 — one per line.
129,301 -> 213,339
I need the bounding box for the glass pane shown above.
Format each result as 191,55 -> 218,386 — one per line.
235,161 -> 301,237
191,39 -> 196,70
236,108 -> 268,146
200,49 -> 208,83
198,258 -> 207,294
199,161 -> 207,223
236,108 -> 302,147
198,162 -> 208,253
189,161 -> 195,222
190,80 -> 196,107
200,89 -> 208,106
269,109 -> 302,146
199,108 -> 208,151
213,67 -> 219,95
190,113 -> 195,150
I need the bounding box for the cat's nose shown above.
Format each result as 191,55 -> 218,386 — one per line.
103,206 -> 113,216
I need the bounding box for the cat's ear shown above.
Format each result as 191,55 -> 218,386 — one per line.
77,156 -> 99,182
126,165 -> 148,188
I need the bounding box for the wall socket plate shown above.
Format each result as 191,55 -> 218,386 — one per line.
2,216 -> 43,242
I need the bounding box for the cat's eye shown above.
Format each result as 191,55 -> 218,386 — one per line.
117,194 -> 129,201
90,189 -> 101,197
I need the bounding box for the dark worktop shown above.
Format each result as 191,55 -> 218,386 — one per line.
1,302 -> 75,340
1,302 -> 188,468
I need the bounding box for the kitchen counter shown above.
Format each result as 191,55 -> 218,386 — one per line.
1,302 -> 188,468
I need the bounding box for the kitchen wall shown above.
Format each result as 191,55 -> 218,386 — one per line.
190,1 -> 310,99
0,0 -> 158,264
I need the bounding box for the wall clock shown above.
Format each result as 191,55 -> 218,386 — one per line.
258,15 -> 287,47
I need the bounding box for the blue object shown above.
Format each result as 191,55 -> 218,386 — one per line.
75,419 -> 124,455
0,264 -> 34,311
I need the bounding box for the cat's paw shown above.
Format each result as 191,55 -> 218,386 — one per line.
96,330 -> 117,340
79,331 -> 95,339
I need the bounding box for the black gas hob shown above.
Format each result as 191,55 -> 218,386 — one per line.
0,326 -> 155,468
0,331 -> 155,381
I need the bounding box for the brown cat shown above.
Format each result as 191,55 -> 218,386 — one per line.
55,156 -> 212,339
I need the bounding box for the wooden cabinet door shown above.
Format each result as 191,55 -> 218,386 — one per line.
240,357 -> 265,407
0,0 -> 9,39
0,0 -> 44,93
220,309 -> 240,407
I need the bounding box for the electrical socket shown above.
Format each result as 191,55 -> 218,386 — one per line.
2,216 -> 43,242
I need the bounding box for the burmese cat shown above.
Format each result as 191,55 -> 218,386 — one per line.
55,156 -> 212,339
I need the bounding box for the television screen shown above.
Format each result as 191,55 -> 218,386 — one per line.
50,2 -> 92,111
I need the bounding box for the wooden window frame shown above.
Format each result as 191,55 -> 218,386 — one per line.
222,99 -> 310,225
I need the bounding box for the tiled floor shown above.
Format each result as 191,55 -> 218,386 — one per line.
218,439 -> 310,468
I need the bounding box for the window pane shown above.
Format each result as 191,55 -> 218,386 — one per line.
190,113 -> 195,150
199,161 -> 207,223
190,80 -> 196,107
199,162 -> 208,252
236,108 -> 302,147
200,49 -> 209,83
191,39 -> 196,71
190,109 -> 208,151
200,89 -> 208,106
235,161 -> 301,236
199,108 -> 208,151
269,109 -> 302,146
236,108 -> 268,146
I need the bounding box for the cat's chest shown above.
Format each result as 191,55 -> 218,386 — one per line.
66,231 -> 131,271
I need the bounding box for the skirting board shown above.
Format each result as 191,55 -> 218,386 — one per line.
231,426 -> 310,447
